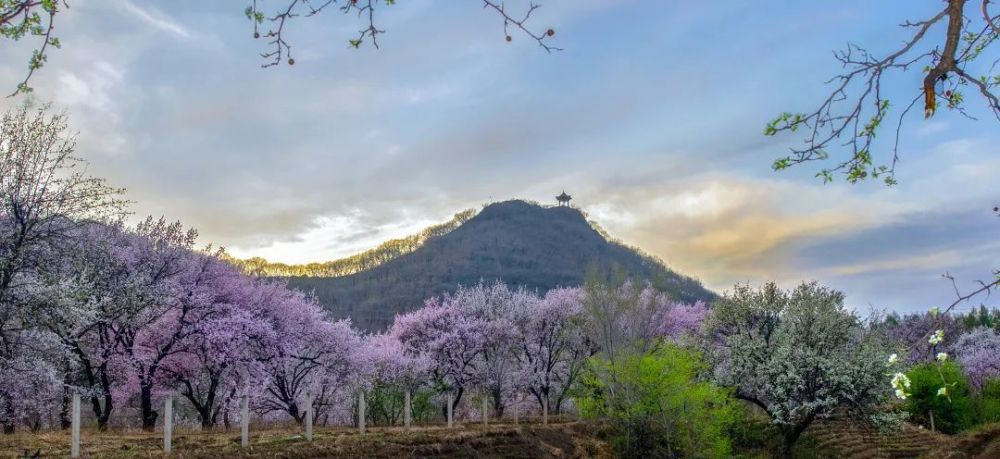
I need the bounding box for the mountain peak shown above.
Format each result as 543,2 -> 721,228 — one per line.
286,199 -> 715,330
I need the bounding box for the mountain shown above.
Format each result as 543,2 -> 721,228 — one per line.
276,199 -> 716,331
226,209 -> 477,277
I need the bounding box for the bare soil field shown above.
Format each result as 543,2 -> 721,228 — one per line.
1,421 -> 612,459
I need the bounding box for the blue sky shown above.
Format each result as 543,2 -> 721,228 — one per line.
0,0 -> 996,314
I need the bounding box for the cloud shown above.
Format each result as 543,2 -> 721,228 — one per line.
121,1 -> 192,39
227,210 -> 442,264
52,61 -> 129,155
0,0 -> 993,316
583,175 -> 894,289
823,250 -> 965,277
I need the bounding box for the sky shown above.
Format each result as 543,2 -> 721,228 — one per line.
0,0 -> 996,315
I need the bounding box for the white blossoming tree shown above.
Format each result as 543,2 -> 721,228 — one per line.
707,281 -> 888,456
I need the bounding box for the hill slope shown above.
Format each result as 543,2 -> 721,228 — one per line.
286,200 -> 715,331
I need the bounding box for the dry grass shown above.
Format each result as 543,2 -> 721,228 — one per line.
1,420 -> 612,459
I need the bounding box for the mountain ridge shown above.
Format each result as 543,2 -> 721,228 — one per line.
260,199 -> 715,330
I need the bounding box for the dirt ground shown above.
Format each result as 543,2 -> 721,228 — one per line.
1,421 -> 613,459
923,424 -> 1000,459
805,418 -> 1000,459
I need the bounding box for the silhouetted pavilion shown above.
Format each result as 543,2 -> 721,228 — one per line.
556,190 -> 572,207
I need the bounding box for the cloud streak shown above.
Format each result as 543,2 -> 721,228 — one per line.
121,1 -> 192,39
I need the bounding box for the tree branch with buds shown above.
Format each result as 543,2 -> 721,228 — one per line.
246,0 -> 560,68
766,0 -> 999,186
1,0 -> 65,97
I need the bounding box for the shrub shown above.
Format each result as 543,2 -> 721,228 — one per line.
576,342 -> 736,458
905,361 -> 976,433
975,378 -> 1000,424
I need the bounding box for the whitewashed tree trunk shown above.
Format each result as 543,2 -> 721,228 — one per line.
163,396 -> 173,453
70,394 -> 80,458
404,388 -> 412,430
446,392 -> 453,428
241,396 -> 249,448
358,391 -> 366,434
305,393 -> 313,442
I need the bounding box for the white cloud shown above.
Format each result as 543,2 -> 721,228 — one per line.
121,0 -> 192,39
227,211 -> 440,264
54,61 -> 128,155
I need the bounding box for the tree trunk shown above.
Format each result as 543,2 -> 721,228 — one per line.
199,407 -> 214,429
288,401 -> 303,425
782,418 -> 814,458
441,387 -> 464,420
491,387 -> 505,418
59,371 -> 72,429
140,385 -> 158,431
91,394 -> 113,431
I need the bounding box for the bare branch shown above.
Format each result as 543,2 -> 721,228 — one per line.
984,0 -> 1000,35
481,1 -> 561,52
954,66 -> 1000,119
248,0 -> 561,68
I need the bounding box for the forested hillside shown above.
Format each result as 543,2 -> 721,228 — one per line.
284,200 -> 716,330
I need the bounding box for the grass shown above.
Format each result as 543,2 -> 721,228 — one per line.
1,419 -> 612,459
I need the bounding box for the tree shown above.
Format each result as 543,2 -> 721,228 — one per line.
389,297 -> 486,418
446,281 -> 537,417
162,297 -> 275,429
357,332 -> 431,425
575,279 -> 723,457
31,221 -> 131,431
580,278 -> 702,357
517,287 -> 591,415
580,280 -> 665,365
0,104 -> 122,432
0,104 -> 123,356
104,217 -> 200,431
951,327 -> 1000,391
577,343 -> 736,459
881,311 -> 964,364
766,0 -> 999,185
706,281 -> 888,456
256,289 -> 358,425
0,332 -> 60,433
153,253 -> 280,429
